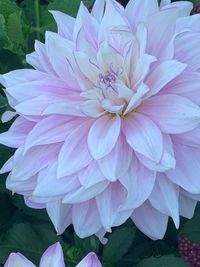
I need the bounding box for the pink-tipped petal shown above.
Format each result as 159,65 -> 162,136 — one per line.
39,243 -> 65,267
76,252 -> 102,267
4,253 -> 35,267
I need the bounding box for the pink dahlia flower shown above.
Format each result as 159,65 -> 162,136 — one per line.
1,0 -> 200,240
4,242 -> 102,267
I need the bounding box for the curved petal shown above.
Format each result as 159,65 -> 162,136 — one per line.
145,60 -> 186,98
161,71 -> 200,105
149,173 -> 180,228
98,0 -> 128,43
176,126 -> 200,148
50,10 -> 75,39
125,0 -> 158,32
139,94 -> 200,134
88,115 -> 121,160
10,144 -> 61,181
46,201 -> 72,235
62,180 -> 109,204
161,1 -> 193,17
136,134 -> 176,172
179,194 -> 197,219
58,120 -> 93,177
39,243 -> 65,267
78,161 -> 105,188
146,9 -> 178,60
96,182 -> 128,231
98,134 -> 132,181
123,113 -> 163,162
76,252 -> 102,267
175,32 -> 200,71
4,253 -> 35,267
131,201 -> 168,240
167,143 -> 200,194
33,164 -> 79,198
119,156 -> 156,210
46,32 -> 78,88
24,116 -> 82,151
72,200 -> 102,238
91,0 -> 105,22
0,117 -> 35,148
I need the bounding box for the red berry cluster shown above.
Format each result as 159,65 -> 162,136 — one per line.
178,237 -> 200,266
193,4 -> 200,14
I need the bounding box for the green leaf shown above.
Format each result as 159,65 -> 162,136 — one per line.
12,194 -> 50,222
0,94 -> 7,109
0,15 -> 9,49
179,204 -> 200,243
0,222 -> 63,264
0,193 -> 14,231
103,226 -> 136,264
74,234 -> 100,255
48,0 -> 94,18
0,0 -> 19,20
6,11 -> 24,45
135,255 -> 189,267
0,49 -> 23,72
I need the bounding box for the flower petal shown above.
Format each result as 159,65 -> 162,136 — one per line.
136,134 -> 176,172
167,143 -> 200,194
46,201 -> 72,235
139,94 -> 200,134
62,180 -> 109,204
96,182 -> 129,231
125,0 -> 158,32
179,194 -> 197,219
24,116 -> 82,151
131,201 -> 168,240
39,243 -> 65,267
149,173 -> 180,228
123,113 -> 163,162
50,10 -> 75,39
119,156 -> 156,210
58,120 -> 93,177
145,60 -> 186,98
88,115 -> 121,160
98,134 -> 132,181
72,200 -> 102,238
76,253 -> 102,267
4,253 -> 35,267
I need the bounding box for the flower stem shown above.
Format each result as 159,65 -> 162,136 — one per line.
34,0 -> 40,40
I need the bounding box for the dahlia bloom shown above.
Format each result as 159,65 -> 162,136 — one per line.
1,0 -> 200,240
4,242 -> 102,267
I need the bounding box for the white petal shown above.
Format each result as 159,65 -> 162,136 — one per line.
72,200 -> 102,238
123,113 -> 163,162
125,0 -> 158,32
131,201 -> 168,240
4,253 -> 35,267
46,201 -> 71,235
39,243 -> 65,267
179,194 -> 197,219
96,182 -> 128,231
62,180 -> 109,204
145,60 -> 186,98
58,120 -> 93,177
88,115 -> 121,160
149,173 -> 180,228
167,143 -> 200,194
98,134 -> 132,181
140,94 -> 200,134
119,156 -> 156,210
